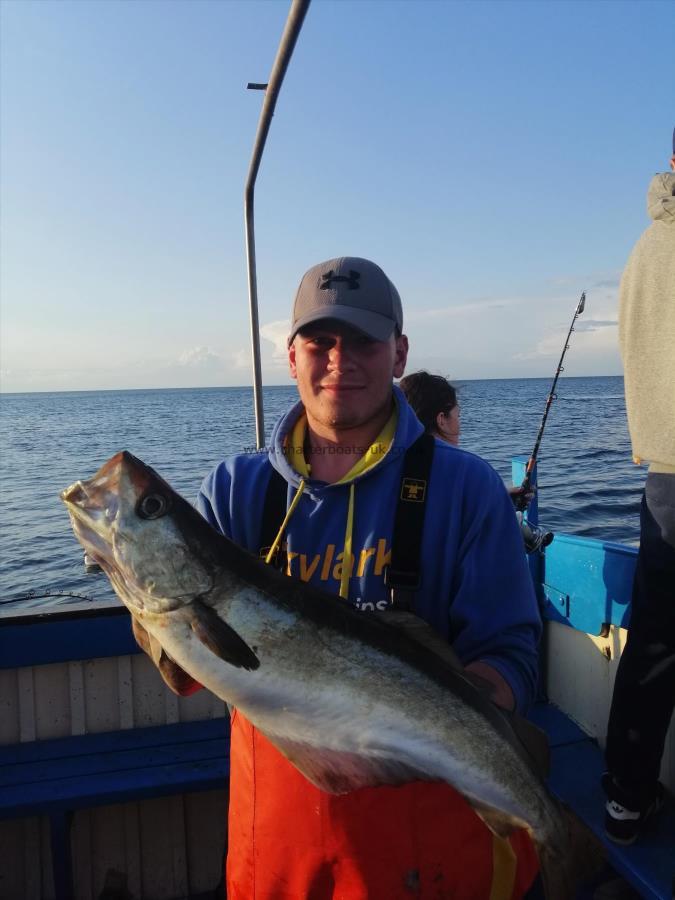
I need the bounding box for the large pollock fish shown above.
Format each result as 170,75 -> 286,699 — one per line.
61,451 -> 598,898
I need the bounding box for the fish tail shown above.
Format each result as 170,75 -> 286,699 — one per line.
536,841 -> 576,900
536,805 -> 605,899
563,802 -> 606,884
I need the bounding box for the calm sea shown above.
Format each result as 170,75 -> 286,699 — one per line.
0,376 -> 644,616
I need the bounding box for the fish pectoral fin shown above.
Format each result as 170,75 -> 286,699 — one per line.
190,598 -> 260,671
146,628 -> 165,668
131,611 -> 199,695
263,733 -> 427,795
158,652 -> 199,696
130,611 -> 164,667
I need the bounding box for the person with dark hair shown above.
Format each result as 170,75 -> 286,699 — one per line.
603,132 -> 675,845
398,371 -> 460,445
400,371 -> 552,553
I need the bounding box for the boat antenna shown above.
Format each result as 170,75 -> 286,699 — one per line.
245,0 -> 311,449
516,290 -> 586,510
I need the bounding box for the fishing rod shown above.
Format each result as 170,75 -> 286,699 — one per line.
516,290 -> 586,511
0,589 -> 98,606
245,0 -> 311,450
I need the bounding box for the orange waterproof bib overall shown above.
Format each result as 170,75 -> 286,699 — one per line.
226,712 -> 539,900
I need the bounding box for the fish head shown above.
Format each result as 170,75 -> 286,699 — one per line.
61,451 -> 217,615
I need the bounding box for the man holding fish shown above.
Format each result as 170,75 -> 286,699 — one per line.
179,257 -> 542,898
67,258 -> 553,898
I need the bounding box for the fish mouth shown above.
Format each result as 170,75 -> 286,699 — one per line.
60,453 -> 127,566
61,452 -> 213,612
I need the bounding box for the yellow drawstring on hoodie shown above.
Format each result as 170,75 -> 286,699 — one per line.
265,479 -> 305,565
339,483 -> 355,599
276,410 -> 397,598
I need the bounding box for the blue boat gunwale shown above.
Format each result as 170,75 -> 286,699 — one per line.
538,532 -> 637,634
0,601 -> 141,669
0,600 -> 125,625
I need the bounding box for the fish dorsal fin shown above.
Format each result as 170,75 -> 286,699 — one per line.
372,610 -> 496,697
371,609 -> 464,670
504,712 -> 550,780
260,731 -> 428,795
190,598 -> 260,671
373,609 -> 550,779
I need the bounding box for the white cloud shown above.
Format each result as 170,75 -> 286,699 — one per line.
261,320 -> 291,362
514,288 -> 620,362
229,321 -> 290,372
592,278 -> 621,290
177,346 -> 223,368
514,322 -> 618,361
575,319 -> 618,332
233,348 -> 250,369
407,297 -> 518,322
546,270 -> 622,291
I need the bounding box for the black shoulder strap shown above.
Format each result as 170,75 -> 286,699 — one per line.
384,432 -> 435,611
258,467 -> 288,570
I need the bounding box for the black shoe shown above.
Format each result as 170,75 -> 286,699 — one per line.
602,772 -> 665,845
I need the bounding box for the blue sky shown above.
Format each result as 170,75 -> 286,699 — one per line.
1,0 -> 672,393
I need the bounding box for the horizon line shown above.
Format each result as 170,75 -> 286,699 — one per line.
0,372 -> 625,397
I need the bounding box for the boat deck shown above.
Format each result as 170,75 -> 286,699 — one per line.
530,702 -> 675,900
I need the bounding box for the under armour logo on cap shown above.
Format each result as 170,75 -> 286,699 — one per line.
320,270 -> 361,291
288,256 -> 404,345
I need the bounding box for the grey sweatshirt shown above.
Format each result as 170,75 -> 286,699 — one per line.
618,172 -> 675,471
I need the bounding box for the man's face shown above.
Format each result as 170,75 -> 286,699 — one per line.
289,321 -> 408,432
670,155 -> 675,172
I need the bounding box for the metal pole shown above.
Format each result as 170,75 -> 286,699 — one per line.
244,0 -> 311,449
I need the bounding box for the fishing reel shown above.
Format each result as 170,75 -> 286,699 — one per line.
517,515 -> 554,555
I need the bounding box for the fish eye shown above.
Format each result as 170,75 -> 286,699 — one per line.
137,492 -> 171,520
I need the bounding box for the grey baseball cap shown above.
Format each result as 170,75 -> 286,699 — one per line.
288,256 -> 403,345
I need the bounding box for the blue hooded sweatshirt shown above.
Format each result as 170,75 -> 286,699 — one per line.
197,386 -> 541,711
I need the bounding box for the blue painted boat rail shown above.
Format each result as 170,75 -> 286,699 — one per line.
0,601 -> 140,669
511,454 -> 637,635
541,532 -> 636,634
